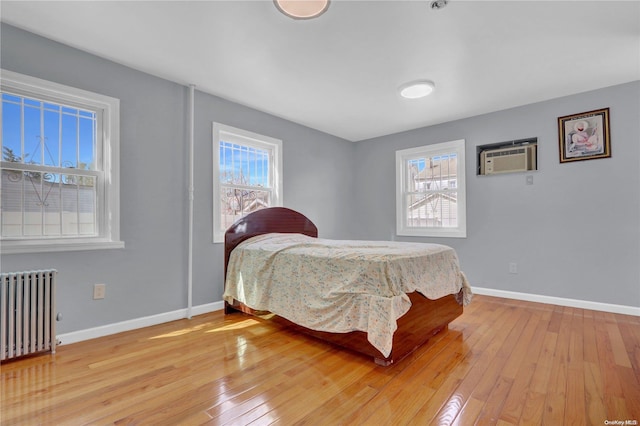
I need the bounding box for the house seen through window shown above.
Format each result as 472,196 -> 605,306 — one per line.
396,139 -> 466,238
212,123 -> 282,243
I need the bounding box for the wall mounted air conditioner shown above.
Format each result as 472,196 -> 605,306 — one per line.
480,144 -> 537,175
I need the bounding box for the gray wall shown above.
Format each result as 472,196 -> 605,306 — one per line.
0,24 -> 356,334
353,81 -> 640,308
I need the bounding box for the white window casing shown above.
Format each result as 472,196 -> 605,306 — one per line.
1,69 -> 123,253
212,123 -> 282,243
396,139 -> 467,238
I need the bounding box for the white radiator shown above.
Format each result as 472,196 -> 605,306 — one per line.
1,270 -> 56,361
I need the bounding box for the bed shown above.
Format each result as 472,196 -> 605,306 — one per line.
223,207 -> 472,366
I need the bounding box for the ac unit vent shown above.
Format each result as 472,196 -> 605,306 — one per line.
486,148 -> 526,158
480,145 -> 536,175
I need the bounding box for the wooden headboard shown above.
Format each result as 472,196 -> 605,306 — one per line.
224,207 -> 318,277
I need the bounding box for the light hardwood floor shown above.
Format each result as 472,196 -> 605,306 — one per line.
1,295 -> 639,425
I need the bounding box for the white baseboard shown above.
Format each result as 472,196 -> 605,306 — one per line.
472,287 -> 640,317
57,289 -> 639,346
57,301 -> 224,345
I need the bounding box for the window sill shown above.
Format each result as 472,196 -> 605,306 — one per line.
0,238 -> 125,254
396,229 -> 467,239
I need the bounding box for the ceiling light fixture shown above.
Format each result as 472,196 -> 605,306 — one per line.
274,0 -> 330,20
430,0 -> 448,10
399,80 -> 436,99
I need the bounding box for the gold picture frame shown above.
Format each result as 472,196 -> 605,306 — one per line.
558,108 -> 610,163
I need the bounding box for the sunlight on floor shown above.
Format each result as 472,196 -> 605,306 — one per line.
205,319 -> 261,333
148,323 -> 208,339
148,318 -> 261,340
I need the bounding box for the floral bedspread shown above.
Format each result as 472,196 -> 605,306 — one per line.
223,233 -> 472,357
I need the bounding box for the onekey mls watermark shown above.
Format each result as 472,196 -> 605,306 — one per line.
604,421 -> 638,425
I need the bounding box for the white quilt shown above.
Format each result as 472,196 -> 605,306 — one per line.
223,233 -> 472,357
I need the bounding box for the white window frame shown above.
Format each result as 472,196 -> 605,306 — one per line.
396,139 -> 467,238
212,123 -> 282,243
0,70 -> 123,253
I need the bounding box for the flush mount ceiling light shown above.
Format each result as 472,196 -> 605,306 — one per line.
399,80 -> 436,99
274,0 -> 330,20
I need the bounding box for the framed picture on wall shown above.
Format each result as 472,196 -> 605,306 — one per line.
558,108 -> 610,163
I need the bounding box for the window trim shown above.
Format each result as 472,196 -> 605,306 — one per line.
396,139 -> 467,238
0,69 -> 123,253
212,122 -> 282,243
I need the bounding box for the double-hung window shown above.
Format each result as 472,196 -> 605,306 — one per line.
212,123 -> 282,243
396,139 -> 466,238
1,70 -> 122,253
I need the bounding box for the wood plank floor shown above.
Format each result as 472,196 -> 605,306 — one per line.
1,295 -> 639,425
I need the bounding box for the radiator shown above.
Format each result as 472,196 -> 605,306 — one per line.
1,270 -> 56,361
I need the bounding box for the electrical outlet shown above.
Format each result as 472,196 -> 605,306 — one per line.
509,263 -> 518,274
93,283 -> 106,300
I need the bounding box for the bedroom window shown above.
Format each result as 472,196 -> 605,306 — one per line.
0,70 -> 122,253
396,139 -> 467,238
212,123 -> 282,243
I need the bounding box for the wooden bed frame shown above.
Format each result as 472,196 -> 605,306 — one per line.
224,207 -> 463,366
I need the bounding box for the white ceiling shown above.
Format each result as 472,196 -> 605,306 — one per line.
2,1 -> 639,142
